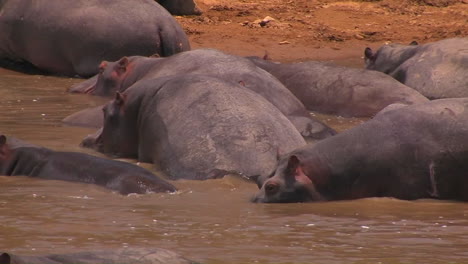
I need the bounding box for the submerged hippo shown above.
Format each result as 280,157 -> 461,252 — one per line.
0,135 -> 176,195
0,248 -> 199,264
248,57 -> 429,117
364,38 -> 468,99
253,98 -> 468,203
83,74 -> 307,180
70,49 -> 336,139
0,0 -> 190,77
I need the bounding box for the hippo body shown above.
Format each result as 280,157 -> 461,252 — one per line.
0,248 -> 198,264
365,38 -> 468,99
156,0 -> 202,15
83,74 -> 307,180
253,98 -> 468,203
70,49 -> 336,139
249,57 -> 429,117
0,0 -> 190,77
0,136 -> 176,195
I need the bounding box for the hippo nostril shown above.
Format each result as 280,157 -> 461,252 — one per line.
265,182 -> 279,195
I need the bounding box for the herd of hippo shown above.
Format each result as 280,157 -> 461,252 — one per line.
0,0 -> 468,262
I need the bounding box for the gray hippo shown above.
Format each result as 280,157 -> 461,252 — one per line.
248,56 -> 429,117
82,74 -> 307,180
156,0 -> 202,15
0,135 -> 176,195
364,38 -> 468,99
0,0 -> 190,77
69,49 -> 336,139
252,98 -> 468,203
0,248 -> 199,264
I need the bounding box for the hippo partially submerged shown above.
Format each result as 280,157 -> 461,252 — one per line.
82,74 -> 307,180
0,135 -> 176,195
253,98 -> 468,203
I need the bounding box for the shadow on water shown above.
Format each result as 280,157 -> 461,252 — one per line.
0,69 -> 467,264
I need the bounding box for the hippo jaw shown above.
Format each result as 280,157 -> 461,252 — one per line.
251,155 -> 326,203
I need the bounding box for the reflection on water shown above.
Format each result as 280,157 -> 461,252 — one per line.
0,69 -> 467,264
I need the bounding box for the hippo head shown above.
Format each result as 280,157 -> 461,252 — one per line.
251,155 -> 327,203
92,57 -> 132,97
81,92 -> 139,159
364,41 -> 419,74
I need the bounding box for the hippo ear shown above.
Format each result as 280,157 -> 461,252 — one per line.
114,92 -> 126,107
364,47 -> 374,60
0,135 -> 6,146
115,57 -> 129,75
364,47 -> 375,65
409,41 -> 419,45
262,50 -> 270,60
0,253 -> 11,264
286,155 -> 312,185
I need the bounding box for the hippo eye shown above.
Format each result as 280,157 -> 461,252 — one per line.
265,182 -> 279,195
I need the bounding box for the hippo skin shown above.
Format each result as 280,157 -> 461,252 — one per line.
253,98 -> 468,203
156,0 -> 202,15
248,57 -> 429,117
70,49 -> 336,140
0,135 -> 176,195
0,248 -> 199,264
0,0 -> 190,77
82,74 -> 307,180
365,38 -> 468,99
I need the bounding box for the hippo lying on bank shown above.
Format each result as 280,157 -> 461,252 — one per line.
156,0 -> 202,15
248,57 -> 429,117
0,0 -> 190,77
253,98 -> 468,203
0,135 -> 176,195
70,49 -> 336,139
0,247 -> 199,264
82,74 -> 307,180
364,38 -> 468,99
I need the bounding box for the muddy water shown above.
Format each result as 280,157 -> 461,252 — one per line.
0,68 -> 467,264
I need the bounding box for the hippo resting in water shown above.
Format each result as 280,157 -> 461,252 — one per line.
364,38 -> 468,99
69,49 -> 336,139
0,135 -> 176,195
0,0 -> 190,77
82,74 -> 307,180
252,98 -> 468,203
248,57 -> 429,117
0,248 -> 199,264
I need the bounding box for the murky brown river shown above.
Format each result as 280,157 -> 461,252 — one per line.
0,67 -> 467,264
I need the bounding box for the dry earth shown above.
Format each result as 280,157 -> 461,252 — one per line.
176,0 -> 467,67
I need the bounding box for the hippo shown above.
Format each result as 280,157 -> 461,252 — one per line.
156,0 -> 202,15
252,98 -> 468,203
82,74 -> 307,180
70,49 -> 336,139
0,248 -> 199,264
0,0 -> 190,77
364,38 -> 468,99
0,135 -> 176,195
248,56 -> 429,117
62,105 -> 104,128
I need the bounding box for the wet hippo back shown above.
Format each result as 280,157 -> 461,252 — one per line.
91,74 -> 307,180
